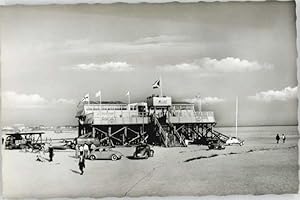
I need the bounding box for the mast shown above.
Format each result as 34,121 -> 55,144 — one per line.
160,76 -> 163,97
235,96 -> 238,138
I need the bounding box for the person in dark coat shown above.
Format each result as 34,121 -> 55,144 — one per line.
78,154 -> 85,175
49,145 -> 54,162
276,134 -> 280,144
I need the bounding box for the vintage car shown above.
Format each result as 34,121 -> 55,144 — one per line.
89,147 -> 123,161
226,137 -> 244,146
208,139 -> 225,150
133,144 -> 154,159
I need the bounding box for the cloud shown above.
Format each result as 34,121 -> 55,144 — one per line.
184,96 -> 225,105
249,86 -> 298,102
134,35 -> 187,45
158,57 -> 273,72
2,91 -> 47,108
2,91 -> 75,109
73,62 -> 134,72
158,63 -> 199,71
52,98 -> 76,105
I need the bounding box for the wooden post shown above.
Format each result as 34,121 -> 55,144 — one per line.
140,126 -> 143,142
108,126 -> 112,146
165,131 -> 168,147
92,127 -> 95,138
124,127 -> 127,144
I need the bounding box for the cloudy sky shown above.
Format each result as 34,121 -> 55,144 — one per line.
1,2 -> 298,126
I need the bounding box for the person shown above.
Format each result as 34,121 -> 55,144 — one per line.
79,144 -> 84,156
282,134 -> 286,143
83,143 -> 89,158
78,154 -> 85,175
276,134 -> 280,144
90,143 -> 96,152
48,144 -> 54,162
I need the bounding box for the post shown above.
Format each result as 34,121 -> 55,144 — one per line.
235,96 -> 238,138
127,92 -> 131,121
160,76 -> 163,97
92,127 -> 95,138
99,91 -> 102,111
108,127 -> 112,146
122,128 -> 126,145
124,127 -> 127,144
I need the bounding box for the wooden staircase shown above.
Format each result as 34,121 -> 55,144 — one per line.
153,114 -> 186,147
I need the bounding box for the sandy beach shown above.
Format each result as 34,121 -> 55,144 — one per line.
2,126 -> 299,198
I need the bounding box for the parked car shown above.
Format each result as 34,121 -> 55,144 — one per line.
208,139 -> 225,150
226,137 -> 244,146
89,147 -> 123,161
133,144 -> 154,159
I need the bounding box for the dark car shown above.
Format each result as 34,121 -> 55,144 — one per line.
133,144 -> 154,159
208,139 -> 225,150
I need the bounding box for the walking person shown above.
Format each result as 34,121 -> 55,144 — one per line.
79,144 -> 84,156
49,144 -> 54,162
78,154 -> 85,175
83,143 -> 89,158
282,134 -> 286,143
276,134 -> 280,144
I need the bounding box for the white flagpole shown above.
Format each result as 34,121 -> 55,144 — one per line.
196,94 -> 202,112
127,91 -> 131,119
99,91 -> 102,110
235,96 -> 238,138
160,76 -> 163,97
128,92 -> 130,105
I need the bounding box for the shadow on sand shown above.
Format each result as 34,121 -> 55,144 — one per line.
126,156 -> 145,160
70,169 -> 81,174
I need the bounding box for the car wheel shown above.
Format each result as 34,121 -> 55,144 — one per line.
145,153 -> 149,159
111,154 -> 118,161
90,155 -> 96,160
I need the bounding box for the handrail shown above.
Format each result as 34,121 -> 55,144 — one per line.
167,111 -> 187,147
153,116 -> 168,147
213,130 -> 230,140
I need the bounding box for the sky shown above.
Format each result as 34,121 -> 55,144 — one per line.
1,2 -> 298,126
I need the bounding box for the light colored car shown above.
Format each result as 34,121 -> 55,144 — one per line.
226,137 -> 244,146
89,147 -> 123,161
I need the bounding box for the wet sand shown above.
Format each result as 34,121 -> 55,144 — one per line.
2,126 -> 299,198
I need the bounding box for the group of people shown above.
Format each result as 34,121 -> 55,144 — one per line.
36,143 -> 54,162
76,143 -> 96,175
275,134 -> 286,144
76,143 -> 96,158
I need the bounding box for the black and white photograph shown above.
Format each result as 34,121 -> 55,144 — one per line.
1,1 -> 299,199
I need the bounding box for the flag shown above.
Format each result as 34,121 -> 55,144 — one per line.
95,90 -> 101,97
81,93 -> 89,102
152,79 -> 160,89
126,91 -> 130,96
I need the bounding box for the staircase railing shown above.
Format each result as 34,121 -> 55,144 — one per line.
166,113 -> 187,147
211,129 -> 230,143
153,115 -> 168,147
